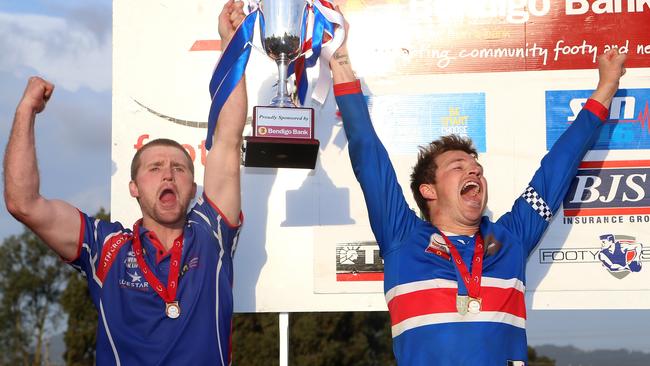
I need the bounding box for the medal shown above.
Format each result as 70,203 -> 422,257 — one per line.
166,301 -> 181,319
440,231 -> 485,316
132,221 -> 184,319
467,297 -> 482,314
456,295 -> 469,315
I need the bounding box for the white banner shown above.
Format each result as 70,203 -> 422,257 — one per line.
113,0 -> 650,312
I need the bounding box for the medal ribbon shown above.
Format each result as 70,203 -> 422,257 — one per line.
132,221 -> 183,306
440,231 -> 484,299
206,6 -> 260,150
288,0 -> 345,106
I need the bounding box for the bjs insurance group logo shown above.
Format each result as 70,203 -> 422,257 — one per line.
546,88 -> 650,150
562,160 -> 650,218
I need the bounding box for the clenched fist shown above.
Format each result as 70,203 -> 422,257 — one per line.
18,77 -> 54,115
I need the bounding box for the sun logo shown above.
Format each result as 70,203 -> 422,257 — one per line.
338,245 -> 359,264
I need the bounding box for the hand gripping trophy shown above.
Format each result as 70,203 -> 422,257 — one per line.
206,0 -> 344,169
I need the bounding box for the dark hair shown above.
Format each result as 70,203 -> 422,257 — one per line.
130,138 -> 194,180
409,135 -> 478,221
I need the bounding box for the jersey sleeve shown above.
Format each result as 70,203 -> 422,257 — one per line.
68,211 -> 128,290
496,99 -> 608,255
334,81 -> 418,255
189,192 -> 243,258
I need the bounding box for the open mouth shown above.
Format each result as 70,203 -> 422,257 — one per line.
159,188 -> 177,205
460,181 -> 481,201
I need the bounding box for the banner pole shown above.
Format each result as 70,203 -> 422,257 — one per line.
280,312 -> 289,366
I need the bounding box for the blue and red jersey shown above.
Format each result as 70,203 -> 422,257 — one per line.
69,193 -> 241,365
334,80 -> 607,365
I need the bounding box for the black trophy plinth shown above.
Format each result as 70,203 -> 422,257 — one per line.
243,136 -> 320,169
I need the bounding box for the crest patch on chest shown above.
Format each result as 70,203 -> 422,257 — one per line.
425,233 -> 451,260
484,233 -> 503,257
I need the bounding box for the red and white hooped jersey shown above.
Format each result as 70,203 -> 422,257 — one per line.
334,80 -> 607,365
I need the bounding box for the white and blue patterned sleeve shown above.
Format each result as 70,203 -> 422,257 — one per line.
68,211 -> 128,299
497,99 -> 609,256
189,193 -> 243,258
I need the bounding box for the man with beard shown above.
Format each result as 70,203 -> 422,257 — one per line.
329,16 -> 626,366
3,1 -> 247,364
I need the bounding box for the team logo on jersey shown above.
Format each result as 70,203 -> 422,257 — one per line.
124,250 -> 138,269
127,271 -> 142,282
119,251 -> 149,291
483,234 -> 503,257
425,233 -> 451,260
180,256 -> 200,279
119,269 -> 149,291
598,234 -> 643,277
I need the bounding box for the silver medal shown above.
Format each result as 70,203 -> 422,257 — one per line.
166,302 -> 181,319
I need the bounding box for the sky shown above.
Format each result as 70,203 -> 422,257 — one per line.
1,0 -> 649,356
0,0 -> 112,238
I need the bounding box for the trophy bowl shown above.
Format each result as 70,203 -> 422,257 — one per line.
244,0 -> 320,169
260,0 -> 305,107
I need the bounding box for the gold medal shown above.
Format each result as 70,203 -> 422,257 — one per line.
467,297 -> 481,314
166,301 -> 181,319
456,295 -> 469,315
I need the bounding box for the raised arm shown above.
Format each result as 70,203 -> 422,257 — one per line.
329,12 -> 417,254
590,47 -> 627,109
3,77 -> 81,260
203,0 -> 247,225
329,9 -> 354,85
497,48 -> 627,253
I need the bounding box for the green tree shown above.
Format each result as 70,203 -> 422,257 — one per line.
0,227 -> 70,365
529,345 -> 556,366
60,208 -> 108,366
232,313 -> 279,365
232,312 -> 394,365
60,273 -> 96,366
290,312 -> 394,366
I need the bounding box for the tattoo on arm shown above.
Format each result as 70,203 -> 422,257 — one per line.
334,52 -> 350,66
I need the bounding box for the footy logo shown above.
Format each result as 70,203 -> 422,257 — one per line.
598,234 -> 643,276
425,233 -> 450,260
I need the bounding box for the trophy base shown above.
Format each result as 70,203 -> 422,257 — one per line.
243,136 -> 320,169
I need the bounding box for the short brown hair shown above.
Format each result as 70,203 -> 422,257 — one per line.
409,135 -> 478,221
130,138 -> 194,180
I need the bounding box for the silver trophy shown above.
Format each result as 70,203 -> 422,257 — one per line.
244,0 -> 320,169
261,0 -> 304,107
